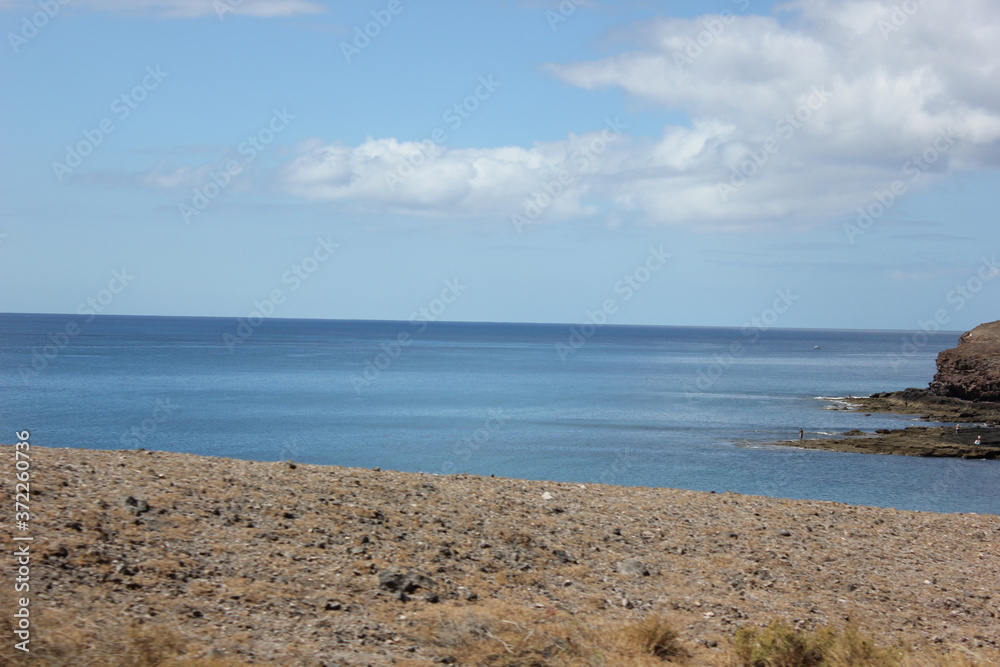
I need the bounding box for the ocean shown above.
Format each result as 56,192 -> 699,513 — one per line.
2,313 -> 998,515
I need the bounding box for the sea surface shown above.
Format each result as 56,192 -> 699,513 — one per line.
2,313 -> 998,515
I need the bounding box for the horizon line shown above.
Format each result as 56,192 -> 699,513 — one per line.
0,311 -> 969,336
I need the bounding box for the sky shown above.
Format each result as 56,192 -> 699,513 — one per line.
1,0 -> 998,331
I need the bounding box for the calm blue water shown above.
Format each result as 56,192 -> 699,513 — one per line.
1,313 -> 997,515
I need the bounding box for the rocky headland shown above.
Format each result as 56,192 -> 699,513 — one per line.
930,320 -> 1000,402
776,322 -> 1000,459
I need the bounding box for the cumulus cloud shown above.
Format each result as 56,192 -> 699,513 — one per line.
282,0 -> 1000,231
280,131 -> 619,224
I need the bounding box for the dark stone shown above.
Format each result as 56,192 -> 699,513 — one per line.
378,570 -> 407,592
377,568 -> 440,596
124,496 -> 150,515
552,549 -> 575,563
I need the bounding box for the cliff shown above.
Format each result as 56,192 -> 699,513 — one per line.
930,320 -> 1000,402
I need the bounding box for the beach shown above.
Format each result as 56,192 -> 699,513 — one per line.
4,444 -> 999,665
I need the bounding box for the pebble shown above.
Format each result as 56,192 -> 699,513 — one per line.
12,444 -> 999,664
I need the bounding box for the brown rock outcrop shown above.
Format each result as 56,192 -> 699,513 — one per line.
930,320 -> 1000,402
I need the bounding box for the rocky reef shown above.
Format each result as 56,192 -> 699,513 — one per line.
931,320 -> 1000,402
769,321 -> 1000,459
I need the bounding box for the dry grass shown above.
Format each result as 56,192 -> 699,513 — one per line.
4,582 -> 998,667
731,620 -> 1000,667
733,621 -> 895,667
412,605 -> 1000,667
415,602 -> 703,665
619,614 -> 687,661
416,601 -> 605,666
0,589 -> 250,667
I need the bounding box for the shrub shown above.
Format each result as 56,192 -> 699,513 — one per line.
733,621 -> 901,667
622,615 -> 685,660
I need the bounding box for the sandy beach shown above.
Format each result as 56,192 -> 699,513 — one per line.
3,444 -> 999,665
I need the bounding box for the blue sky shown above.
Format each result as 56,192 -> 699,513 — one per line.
2,0 -> 998,330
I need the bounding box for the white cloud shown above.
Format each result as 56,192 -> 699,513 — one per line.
278,0 -> 1000,231
281,134 -> 608,224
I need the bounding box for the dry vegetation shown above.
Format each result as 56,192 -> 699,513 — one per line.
2,445 -> 999,666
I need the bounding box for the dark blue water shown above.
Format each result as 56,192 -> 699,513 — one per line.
2,313 -> 997,515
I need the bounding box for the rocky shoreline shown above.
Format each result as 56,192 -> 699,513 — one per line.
782,389 -> 1000,459
3,445 -> 999,665
767,320 -> 1000,459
